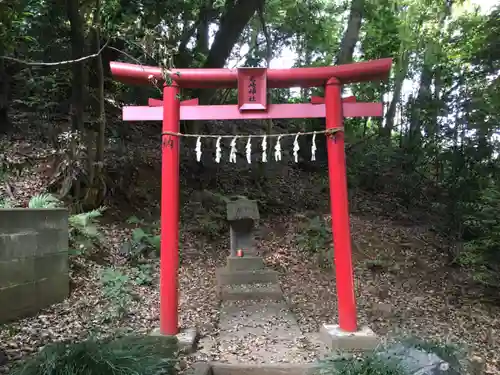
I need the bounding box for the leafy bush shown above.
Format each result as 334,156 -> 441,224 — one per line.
194,209 -> 226,239
318,337 -> 464,375
9,334 -> 178,375
68,208 -> 104,255
100,267 -> 134,319
319,352 -> 404,375
459,186 -> 500,286
295,215 -> 332,267
121,216 -> 161,262
131,264 -> 156,286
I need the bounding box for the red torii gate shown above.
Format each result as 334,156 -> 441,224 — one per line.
110,58 -> 392,336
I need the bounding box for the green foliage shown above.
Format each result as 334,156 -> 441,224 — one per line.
0,197 -> 13,208
99,267 -> 133,319
68,208 -> 105,255
28,193 -> 61,208
131,264 -> 156,286
121,216 -> 161,262
318,351 -> 404,375
318,337 -> 465,375
295,216 -> 332,267
401,337 -> 465,372
188,190 -> 229,240
9,334 -> 178,375
194,209 -> 226,240
458,186 -> 500,286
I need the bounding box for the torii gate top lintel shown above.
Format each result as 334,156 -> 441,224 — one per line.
110,58 -> 392,121
109,58 -> 392,89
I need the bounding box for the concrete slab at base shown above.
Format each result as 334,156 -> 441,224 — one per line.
226,256 -> 264,271
190,362 -> 320,375
150,327 -> 198,353
320,323 -> 379,351
216,267 -> 279,285
219,284 -> 283,301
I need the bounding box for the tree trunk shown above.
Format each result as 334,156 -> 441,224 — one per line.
336,0 -> 365,65
383,51 -> 409,142
0,43 -> 11,133
192,0 -> 263,135
66,0 -> 86,133
195,1 -> 212,57
197,0 -> 263,103
408,53 -> 433,148
82,0 -> 106,208
66,0 -> 86,203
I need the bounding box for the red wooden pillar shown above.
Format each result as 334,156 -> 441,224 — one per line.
325,77 -> 358,332
160,83 -> 181,335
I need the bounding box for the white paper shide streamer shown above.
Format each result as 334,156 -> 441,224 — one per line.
261,136 -> 267,163
195,137 -> 202,162
215,137 -> 222,163
229,136 -> 237,163
274,135 -> 282,161
311,132 -> 317,161
246,137 -> 252,164
293,133 -> 300,163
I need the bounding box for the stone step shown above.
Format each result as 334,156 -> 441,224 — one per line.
216,268 -> 279,286
219,284 -> 283,301
226,256 -> 264,271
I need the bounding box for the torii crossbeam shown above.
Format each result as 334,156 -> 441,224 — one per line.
110,58 -> 392,337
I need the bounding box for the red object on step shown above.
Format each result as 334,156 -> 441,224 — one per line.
110,57 -> 393,336
236,249 -> 244,257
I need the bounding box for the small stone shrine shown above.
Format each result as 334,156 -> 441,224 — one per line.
216,197 -> 282,301
226,197 -> 259,256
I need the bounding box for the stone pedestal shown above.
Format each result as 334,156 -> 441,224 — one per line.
320,324 -> 379,351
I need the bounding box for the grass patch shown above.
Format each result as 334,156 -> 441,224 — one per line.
10,334 -> 178,375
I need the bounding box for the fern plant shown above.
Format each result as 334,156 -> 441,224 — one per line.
121,216 -> 160,262
28,193 -> 61,208
69,208 -> 105,255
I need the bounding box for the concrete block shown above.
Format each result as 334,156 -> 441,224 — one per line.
0,209 -> 67,233
34,253 -> 68,280
209,363 -> 319,375
216,268 -> 278,286
320,324 -> 379,351
36,275 -> 69,306
36,229 -> 68,256
0,258 -> 35,287
0,282 -> 37,323
226,256 -> 264,271
190,363 -> 212,375
150,327 -> 198,353
219,284 -> 283,301
0,232 -> 38,260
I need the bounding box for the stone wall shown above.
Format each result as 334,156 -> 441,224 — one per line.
0,209 -> 69,323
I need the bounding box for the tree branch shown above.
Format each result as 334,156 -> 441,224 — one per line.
0,40 -> 110,66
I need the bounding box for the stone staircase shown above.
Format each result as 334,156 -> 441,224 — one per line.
216,255 -> 283,301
